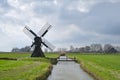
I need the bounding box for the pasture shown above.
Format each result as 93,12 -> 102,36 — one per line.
67,53 -> 120,80
1,52 -> 120,80
0,52 -> 59,80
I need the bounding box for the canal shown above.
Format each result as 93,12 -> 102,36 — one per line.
47,56 -> 94,80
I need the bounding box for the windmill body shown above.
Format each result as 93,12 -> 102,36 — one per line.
31,37 -> 45,57
23,23 -> 55,57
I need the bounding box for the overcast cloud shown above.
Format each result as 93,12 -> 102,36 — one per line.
0,0 -> 120,51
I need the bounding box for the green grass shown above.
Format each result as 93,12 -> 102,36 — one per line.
2,52 -> 120,80
0,60 -> 51,80
0,52 -> 30,58
0,52 -> 59,59
0,52 -> 59,80
21,62 -> 52,80
45,52 -> 59,58
67,53 -> 120,80
0,60 -> 32,71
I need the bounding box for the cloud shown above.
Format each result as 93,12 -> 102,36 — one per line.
0,0 -> 120,51
80,2 -> 120,35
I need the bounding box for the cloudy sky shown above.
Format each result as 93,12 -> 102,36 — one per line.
0,0 -> 120,51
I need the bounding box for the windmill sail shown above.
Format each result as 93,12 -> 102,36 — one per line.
23,26 -> 37,40
42,38 -> 55,51
38,23 -> 52,37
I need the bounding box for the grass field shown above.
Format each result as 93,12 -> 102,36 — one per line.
0,52 -> 59,80
1,52 -> 120,80
67,53 -> 120,80
0,52 -> 59,59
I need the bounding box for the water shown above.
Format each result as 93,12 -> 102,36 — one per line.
47,56 -> 94,80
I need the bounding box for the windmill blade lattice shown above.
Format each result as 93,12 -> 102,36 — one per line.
42,38 -> 55,51
23,26 -> 35,40
37,23 -> 52,37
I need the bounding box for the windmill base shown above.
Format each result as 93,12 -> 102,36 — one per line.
31,47 -> 45,57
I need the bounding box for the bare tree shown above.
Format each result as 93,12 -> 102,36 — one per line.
104,44 -> 117,53
90,44 -> 102,53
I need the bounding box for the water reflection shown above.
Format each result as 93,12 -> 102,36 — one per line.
48,56 -> 94,80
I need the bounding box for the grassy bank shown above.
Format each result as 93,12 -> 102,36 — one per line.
67,53 -> 120,80
0,52 -> 59,80
0,52 -> 59,59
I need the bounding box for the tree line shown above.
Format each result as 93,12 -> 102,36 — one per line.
11,44 -> 120,53
11,46 -> 31,52
57,44 -> 120,53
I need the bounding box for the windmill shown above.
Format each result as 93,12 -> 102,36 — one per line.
23,23 -> 55,57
